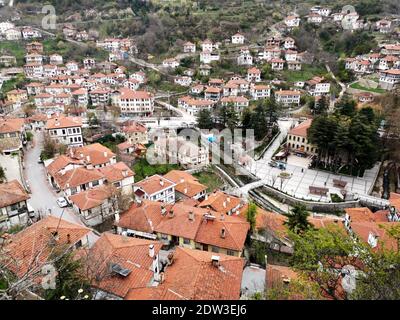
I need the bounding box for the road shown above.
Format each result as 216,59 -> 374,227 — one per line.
325,64 -> 347,111
24,131 -> 98,245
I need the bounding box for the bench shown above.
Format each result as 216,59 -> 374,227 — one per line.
309,186 -> 329,196
333,179 -> 347,188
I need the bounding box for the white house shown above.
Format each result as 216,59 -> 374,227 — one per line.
232,33 -> 245,44
284,15 -> 301,28
379,69 -> 400,90
5,28 -> 21,41
50,54 -> 63,65
200,50 -> 220,64
250,84 -> 271,100
307,12 -> 323,24
174,76 -> 192,87
183,41 -> 196,53
237,50 -> 253,66
162,58 -> 179,69
247,67 -> 261,82
275,90 -> 301,106
113,88 -> 154,117
306,76 -> 331,96
45,116 -> 83,147
271,58 -> 285,71
133,175 -> 176,204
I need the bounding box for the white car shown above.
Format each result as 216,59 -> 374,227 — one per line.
56,197 -> 68,208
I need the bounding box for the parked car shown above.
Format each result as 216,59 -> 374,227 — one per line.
268,160 -> 278,167
56,197 -> 69,208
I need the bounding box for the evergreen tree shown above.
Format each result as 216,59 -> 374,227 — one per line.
196,109 -> 214,129
284,204 -> 313,234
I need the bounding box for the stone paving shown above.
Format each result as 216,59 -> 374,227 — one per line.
240,119 -> 381,202
247,155 -> 380,202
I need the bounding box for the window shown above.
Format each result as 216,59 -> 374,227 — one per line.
183,238 -> 190,245
92,180 -> 99,187
227,250 -> 235,256
212,246 -> 219,253
161,234 -> 168,241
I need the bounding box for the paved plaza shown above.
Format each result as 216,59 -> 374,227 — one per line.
240,119 -> 381,202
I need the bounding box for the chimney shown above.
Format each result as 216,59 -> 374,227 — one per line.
220,213 -> 225,221
220,228 -> 226,238
86,155 -> 90,162
161,205 -> 166,215
66,234 -> 71,244
227,197 -> 231,203
104,151 -> 108,157
184,187 -> 188,194
168,209 -> 174,218
51,231 -> 59,241
149,244 -> 155,258
160,179 -> 164,186
223,201 -> 226,208
167,252 -> 174,265
188,211 -> 194,221
122,169 -> 128,177
211,255 -> 220,267
180,178 -> 184,183
114,212 -> 120,222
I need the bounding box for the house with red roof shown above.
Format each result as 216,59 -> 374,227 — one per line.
286,118 -> 317,155
0,180 -> 30,229
126,247 -> 245,300
133,175 -> 176,204
45,116 -> 83,147
116,200 -> 249,257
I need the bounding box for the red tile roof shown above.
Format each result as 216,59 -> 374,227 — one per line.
134,175 -> 175,196
0,118 -> 25,134
2,216 -> 90,278
69,143 -> 115,166
0,180 -> 30,208
163,170 -> 206,198
98,161 -> 135,183
69,185 -> 114,211
85,233 -> 162,298
199,191 -> 242,215
288,118 -> 312,137
125,247 -> 245,300
45,116 -> 82,129
53,167 -> 104,190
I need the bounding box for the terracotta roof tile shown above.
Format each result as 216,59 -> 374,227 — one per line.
0,180 -> 30,208
126,247 -> 245,300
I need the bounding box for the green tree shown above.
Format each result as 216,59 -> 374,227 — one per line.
246,202 -> 257,232
284,204 -> 312,234
289,226 -> 361,299
241,107 -> 252,129
44,250 -> 90,300
196,109 -> 214,129
251,101 -> 269,140
336,96 -> 357,117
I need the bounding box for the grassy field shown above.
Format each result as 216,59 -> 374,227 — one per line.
281,64 -> 327,82
0,41 -> 26,66
350,82 -> 386,94
133,158 -> 182,182
193,169 -> 224,192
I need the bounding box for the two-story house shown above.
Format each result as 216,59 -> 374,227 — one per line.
0,180 -> 30,229
45,116 -> 83,147
134,175 -> 176,204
